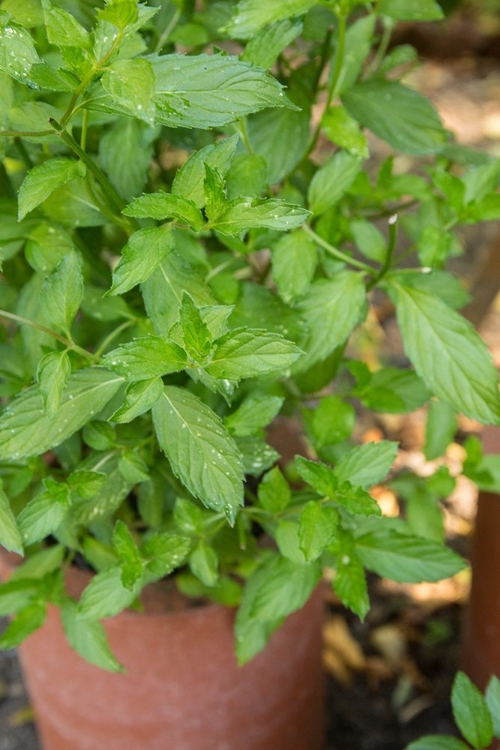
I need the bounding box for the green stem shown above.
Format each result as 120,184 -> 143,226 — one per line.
0,130 -> 54,138
94,319 -> 136,358
237,117 -> 254,157
302,223 -> 374,272
154,5 -> 182,52
0,309 -> 96,362
364,17 -> 394,78
367,214 -> 398,290
80,108 -> 89,151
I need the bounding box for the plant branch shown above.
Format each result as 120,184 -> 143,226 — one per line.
302,223 -> 375,272
0,309 -> 96,362
367,214 -> 398,290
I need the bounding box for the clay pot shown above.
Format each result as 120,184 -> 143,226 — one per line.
462,427 -> 500,711
2,559 -> 325,750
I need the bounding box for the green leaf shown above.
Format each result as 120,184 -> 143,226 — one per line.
272,229 -> 317,303
141,533 -> 191,580
225,395 -> 284,437
118,451 -> 150,484
17,485 -> 69,546
142,252 -> 216,337
350,220 -> 386,263
296,273 -> 366,371
310,395 -> 356,448
103,336 -> 187,381
248,104 -> 311,185
68,470 -> 106,500
179,294 -> 212,361
343,80 -> 446,156
405,737 -> 470,750
102,58 -> 156,125
248,554 -> 321,621
172,136 -> 239,208
40,251 -> 83,335
210,198 -> 310,236
308,151 -> 362,216
333,552 -> 369,620
152,386 -> 244,522
42,1 -> 91,50
298,502 -> 338,562
18,158 -> 83,220
124,193 -> 204,231
486,676 -> 500,739
189,542 -> 219,587
389,282 -> 500,424
147,53 -> 292,129
258,467 -> 290,513
359,367 -> 430,414
355,529 -> 466,582
322,107 -> 369,159
295,458 -> 381,516
378,0 -> 444,20
242,18 -> 303,69
203,164 -> 228,222
276,521 -> 306,563
110,226 -> 175,296
452,672 -> 493,750
334,441 -> 399,489
0,484 -> 23,554
37,350 -> 71,418
61,600 -> 123,673
205,329 -> 302,381
11,545 -> 65,581
337,15 -> 376,95
110,377 -> 163,423
0,20 -> 40,83
235,435 -> 279,476
112,520 -> 144,590
0,601 -> 46,649
425,400 -> 457,460
2,0 -> 44,27
0,369 -> 124,460
225,0 -> 317,38
99,119 -> 155,203
0,579 -> 38,616
77,565 -> 142,620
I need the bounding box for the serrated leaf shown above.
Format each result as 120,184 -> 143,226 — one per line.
18,158 -> 82,220
147,53 -> 292,129
406,737 -> 470,750
112,520 -> 144,590
322,107 -> 369,159
0,484 -> 23,554
2,0 -> 44,27
258,466 -> 290,513
179,294 -> 212,361
61,600 -> 123,672
124,193 -> 204,231
295,458 -> 381,516
378,0 -> 444,20
248,554 -> 321,621
17,486 -> 69,546
103,336 -> 187,381
333,553 -> 369,620
118,451 -> 149,484
42,1 -> 91,50
111,377 -> 163,423
0,20 -> 40,83
298,502 -> 338,562
142,533 -> 191,580
225,395 -> 284,437
225,0 -> 317,38
235,435 -> 279,476
296,273 -> 366,371
110,226 -> 175,296
210,198 -> 309,237
77,565 -> 142,620
242,18 -> 302,69
389,282 -> 500,424
360,368 -> 430,414
203,164 -> 228,222
226,153 -> 267,200
310,395 -> 356,448
0,601 -> 46,649
272,229 -> 317,303
37,350 -> 71,419
0,369 -> 124,460
99,118 -> 155,203
355,529 -> 466,582
152,386 -> 244,522
172,136 -> 239,208
68,470 -> 106,500
334,441 -> 398,489
452,672 -> 493,750
102,58 -> 156,125
205,329 -> 302,381
40,251 -> 83,335
308,151 -> 362,216
343,80 -> 446,156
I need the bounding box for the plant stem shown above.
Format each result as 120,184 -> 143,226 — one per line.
237,117 -> 254,157
367,214 -> 398,290
302,223 -> 374,272
154,5 -> 182,52
364,17 -> 394,78
94,320 -> 136,358
0,309 -> 96,362
0,130 -> 54,138
80,108 -> 89,151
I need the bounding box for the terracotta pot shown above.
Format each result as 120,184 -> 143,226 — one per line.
463,427 -> 500,729
1,558 -> 325,750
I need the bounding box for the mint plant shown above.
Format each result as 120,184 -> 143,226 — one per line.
0,0 -> 498,674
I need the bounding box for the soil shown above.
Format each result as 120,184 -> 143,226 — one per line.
1,7 -> 499,750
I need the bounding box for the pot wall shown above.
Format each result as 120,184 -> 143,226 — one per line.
12,565 -> 325,750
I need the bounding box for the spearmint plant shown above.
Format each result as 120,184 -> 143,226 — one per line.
0,0 -> 498,673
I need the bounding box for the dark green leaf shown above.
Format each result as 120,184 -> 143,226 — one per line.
152,386 -> 244,522
99,119 -> 155,203
206,329 -> 302,381
0,20 -> 40,83
172,136 -> 239,208
110,377 -> 163,423
68,470 -> 107,500
298,502 -> 338,562
37,350 -> 71,418
333,552 -> 369,620
179,294 -> 212,361
272,229 -> 317,303
405,737 -> 470,750
17,487 -> 68,546
124,193 -> 204,231
258,466 -> 290,513
249,554 -> 321,620
102,58 -> 156,125
103,336 -> 187,380
334,441 -> 398,489
242,18 -> 303,69
110,226 -> 175,296
310,396 -> 356,448
189,542 -> 219,587
225,0 -> 317,38
308,151 -> 362,216
225,395 -> 284,437
210,198 -> 309,236
40,251 -> 83,335
142,533 -> 191,580
18,158 -> 83,220
42,2 -> 91,50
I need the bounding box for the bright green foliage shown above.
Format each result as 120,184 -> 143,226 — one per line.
0,0 -> 497,682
